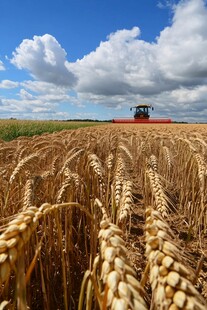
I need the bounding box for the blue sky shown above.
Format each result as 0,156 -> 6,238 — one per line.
0,0 -> 207,122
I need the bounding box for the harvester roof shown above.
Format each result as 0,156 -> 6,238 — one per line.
135,104 -> 152,108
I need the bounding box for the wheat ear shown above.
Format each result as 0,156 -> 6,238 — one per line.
97,218 -> 148,309
145,207 -> 206,310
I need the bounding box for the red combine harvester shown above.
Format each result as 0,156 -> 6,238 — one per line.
112,104 -> 172,124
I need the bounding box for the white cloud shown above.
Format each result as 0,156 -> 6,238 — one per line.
171,85 -> 207,103
0,96 -> 58,121
157,0 -> 207,84
0,83 -> 85,120
10,0 -> 207,100
0,80 -> 18,89
68,0 -> 207,121
6,0 -> 207,122
69,27 -> 163,96
19,89 -> 35,100
21,79 -> 83,104
21,80 -> 67,94
11,34 -> 77,87
32,107 -> 53,113
66,0 -> 207,106
21,80 -> 86,107
0,60 -> 5,71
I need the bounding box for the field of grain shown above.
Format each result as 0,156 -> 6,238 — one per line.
0,119 -> 107,141
0,123 -> 206,309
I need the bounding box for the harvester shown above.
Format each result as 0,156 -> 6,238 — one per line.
112,104 -> 172,124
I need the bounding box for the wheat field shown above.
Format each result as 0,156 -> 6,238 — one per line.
0,123 -> 206,309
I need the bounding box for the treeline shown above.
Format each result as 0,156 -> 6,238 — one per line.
58,119 -> 111,122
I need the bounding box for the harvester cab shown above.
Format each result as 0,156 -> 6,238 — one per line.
130,104 -> 154,119
112,104 -> 171,123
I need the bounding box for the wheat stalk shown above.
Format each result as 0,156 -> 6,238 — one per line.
149,155 -> 158,172
162,146 -> 172,180
60,148 -> 83,174
88,153 -> 105,197
56,176 -> 72,203
145,207 -> 206,310
118,143 -> 133,163
106,153 -> 114,171
112,156 -> 126,211
98,218 -> 148,309
9,153 -> 39,184
0,201 -> 90,285
80,214 -> 148,310
145,166 -> 170,218
118,180 -> 133,227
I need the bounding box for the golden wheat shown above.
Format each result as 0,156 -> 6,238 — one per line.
0,124 -> 206,309
145,207 -> 206,310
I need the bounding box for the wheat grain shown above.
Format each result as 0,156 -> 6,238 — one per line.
97,219 -> 148,309
145,207 -> 206,310
60,148 -> 83,174
145,167 -> 170,218
149,155 -> 158,172
118,180 -> 133,226
9,153 -> 39,184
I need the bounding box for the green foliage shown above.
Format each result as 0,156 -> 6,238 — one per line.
0,120 -> 109,141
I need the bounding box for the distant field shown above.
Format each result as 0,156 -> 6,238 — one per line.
0,119 -> 109,141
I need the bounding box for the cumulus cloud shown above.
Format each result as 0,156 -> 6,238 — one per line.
21,80 -> 69,96
69,0 -> 207,99
0,80 -> 85,120
7,0 -> 207,121
20,80 -> 79,104
0,80 -> 19,89
32,107 -> 53,113
69,27 -> 163,96
19,89 -> 35,100
11,34 -> 77,87
157,0 -> 207,84
0,96 -> 57,120
10,0 -> 207,99
171,85 -> 207,103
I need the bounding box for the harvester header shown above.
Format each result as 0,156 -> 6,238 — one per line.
112,104 -> 172,124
